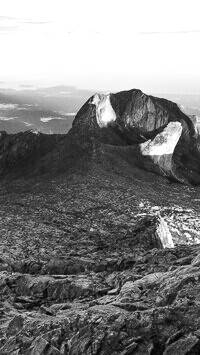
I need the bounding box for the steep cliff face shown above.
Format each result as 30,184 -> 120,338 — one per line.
110,89 -> 193,134
91,93 -> 116,127
73,89 -> 199,184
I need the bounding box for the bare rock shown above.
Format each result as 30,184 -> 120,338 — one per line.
191,253 -> 200,267
132,214 -> 174,249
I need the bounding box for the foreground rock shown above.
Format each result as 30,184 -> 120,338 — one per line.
0,191 -> 200,354
1,243 -> 200,354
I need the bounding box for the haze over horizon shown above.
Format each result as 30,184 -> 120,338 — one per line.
0,0 -> 200,94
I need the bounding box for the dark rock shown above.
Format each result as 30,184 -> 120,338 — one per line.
26,336 -> 49,354
120,341 -> 138,354
165,330 -> 183,346
6,315 -> 24,336
0,336 -> 20,354
0,130 -> 60,177
163,334 -> 200,355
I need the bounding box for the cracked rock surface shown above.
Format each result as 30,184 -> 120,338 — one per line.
1,168 -> 200,354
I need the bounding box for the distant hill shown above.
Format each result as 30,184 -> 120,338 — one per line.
1,85 -> 200,135
0,85 -> 95,134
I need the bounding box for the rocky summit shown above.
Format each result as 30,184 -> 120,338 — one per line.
73,89 -> 200,185
1,89 -> 200,354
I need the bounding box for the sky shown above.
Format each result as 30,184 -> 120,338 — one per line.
0,0 -> 200,93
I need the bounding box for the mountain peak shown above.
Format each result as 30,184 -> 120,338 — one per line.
0,88 -> 200,184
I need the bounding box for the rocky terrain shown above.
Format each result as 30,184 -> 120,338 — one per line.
1,89 -> 200,354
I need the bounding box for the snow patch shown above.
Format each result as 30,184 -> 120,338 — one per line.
91,93 -> 116,127
156,216 -> 174,248
140,122 -> 182,156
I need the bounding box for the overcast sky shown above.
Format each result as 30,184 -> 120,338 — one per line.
0,0 -> 200,93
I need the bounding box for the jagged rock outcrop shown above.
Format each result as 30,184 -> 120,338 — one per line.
89,89 -> 200,184
0,130 -> 61,177
83,89 -> 200,184
0,88 -> 200,184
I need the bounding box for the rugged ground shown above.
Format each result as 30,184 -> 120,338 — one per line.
1,89 -> 200,354
1,166 -> 200,354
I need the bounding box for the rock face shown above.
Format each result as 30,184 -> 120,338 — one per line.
91,93 -> 117,127
140,122 -> 182,156
140,121 -> 183,181
0,88 -> 200,184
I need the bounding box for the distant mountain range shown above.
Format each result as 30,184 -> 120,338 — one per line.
0,85 -> 95,134
0,85 -> 200,135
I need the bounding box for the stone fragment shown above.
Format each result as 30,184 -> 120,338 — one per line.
163,334 -> 199,355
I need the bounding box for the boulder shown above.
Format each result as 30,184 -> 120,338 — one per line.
131,214 -> 174,249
